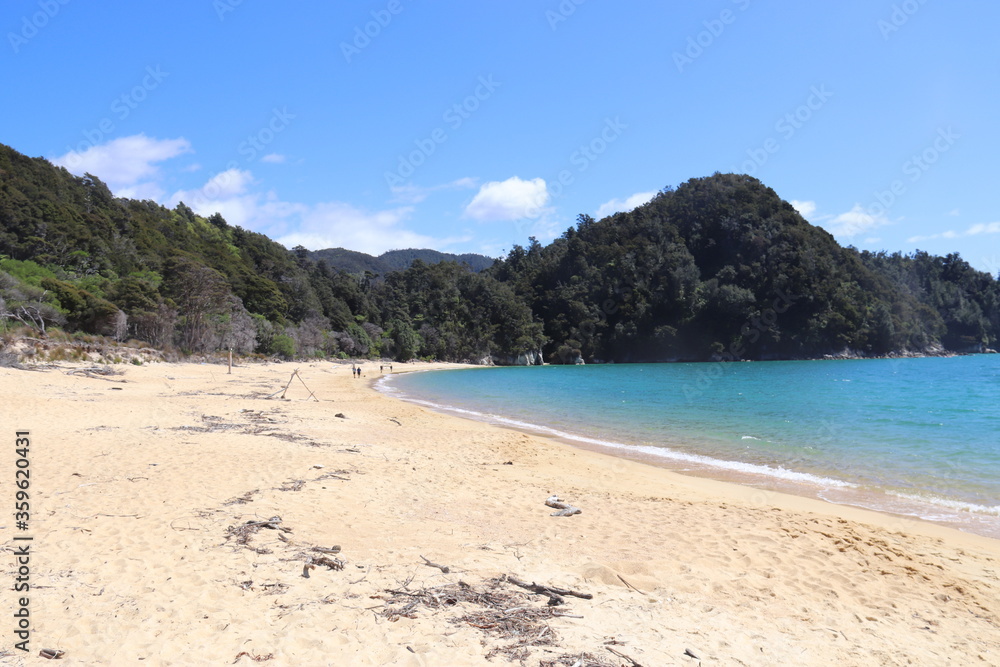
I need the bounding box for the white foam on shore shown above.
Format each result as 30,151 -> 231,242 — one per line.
887,491 -> 1000,517
380,382 -> 857,491
379,368 -> 1000,537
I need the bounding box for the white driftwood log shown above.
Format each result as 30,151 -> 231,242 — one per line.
545,495 -> 582,517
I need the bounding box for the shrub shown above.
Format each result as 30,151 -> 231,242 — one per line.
272,334 -> 296,359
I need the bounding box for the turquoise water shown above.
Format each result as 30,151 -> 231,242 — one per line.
379,356 -> 1000,537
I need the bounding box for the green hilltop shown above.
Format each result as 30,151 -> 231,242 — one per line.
1,143 -> 997,363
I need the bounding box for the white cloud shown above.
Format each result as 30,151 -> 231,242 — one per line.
594,191 -> 656,219
168,169 -> 260,226
201,168 -> 255,199
169,170 -> 460,254
390,177 -> 478,204
279,202 -> 451,255
908,221 -> 1000,244
948,208 -> 961,217
56,135 -> 478,256
464,176 -> 549,222
52,134 -> 192,191
791,200 -> 817,218
967,222 -> 1000,236
820,204 -> 891,238
116,182 -> 167,202
261,153 -> 286,164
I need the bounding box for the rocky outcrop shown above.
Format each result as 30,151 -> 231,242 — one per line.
491,349 -> 544,366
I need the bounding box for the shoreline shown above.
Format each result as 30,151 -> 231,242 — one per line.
3,360 -> 998,665
378,365 -> 1000,542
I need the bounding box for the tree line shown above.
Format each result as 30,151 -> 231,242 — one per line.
1,144 -> 996,362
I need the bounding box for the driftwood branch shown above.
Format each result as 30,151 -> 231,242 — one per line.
545,495 -> 582,517
65,367 -> 127,383
606,647 -> 645,666
617,574 -> 647,595
267,370 -> 319,401
294,370 -> 320,401
243,516 -> 289,531
226,515 -> 292,547
420,555 -> 451,573
311,545 -> 342,556
506,576 -> 592,606
310,555 -> 345,571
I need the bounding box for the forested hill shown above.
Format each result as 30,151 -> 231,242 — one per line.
488,174 -> 999,362
0,142 -> 541,361
307,247 -> 494,275
0,142 -> 997,363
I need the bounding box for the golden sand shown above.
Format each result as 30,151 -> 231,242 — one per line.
2,360 -> 998,665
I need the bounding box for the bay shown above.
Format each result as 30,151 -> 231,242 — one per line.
379,356 -> 1000,537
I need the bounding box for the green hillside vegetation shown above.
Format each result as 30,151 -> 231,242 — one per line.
1,144 -> 997,363
306,247 -> 494,275
487,174 -> 999,362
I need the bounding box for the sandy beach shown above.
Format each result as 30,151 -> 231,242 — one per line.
2,360 -> 999,666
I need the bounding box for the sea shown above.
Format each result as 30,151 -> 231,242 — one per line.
377,355 -> 1000,539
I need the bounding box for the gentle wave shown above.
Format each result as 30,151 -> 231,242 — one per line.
380,359 -> 1000,538
887,491 -> 1000,517
381,380 -> 856,491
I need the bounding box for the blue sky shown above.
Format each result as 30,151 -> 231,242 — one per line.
3,1 -> 999,273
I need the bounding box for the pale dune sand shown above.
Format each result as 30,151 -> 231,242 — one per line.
2,360 -> 999,666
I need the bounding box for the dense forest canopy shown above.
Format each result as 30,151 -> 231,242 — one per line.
307,247 -> 494,275
1,143 -> 997,363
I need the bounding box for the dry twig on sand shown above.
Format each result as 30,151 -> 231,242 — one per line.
223,490 -> 260,505
378,577 -> 575,662
232,650 -> 275,663
65,366 -> 126,382
605,646 -> 646,666
420,555 -> 451,573
506,576 -> 592,606
224,516 -> 290,546
539,654 -> 617,667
